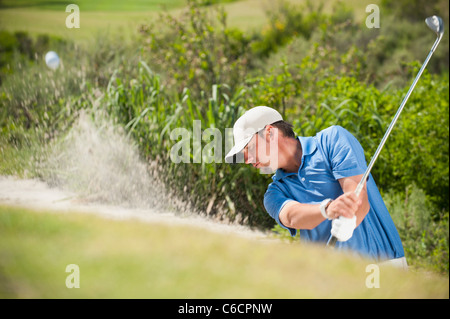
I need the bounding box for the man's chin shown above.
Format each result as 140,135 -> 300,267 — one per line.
258,166 -> 276,174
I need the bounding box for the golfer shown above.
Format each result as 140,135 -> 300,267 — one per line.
225,106 -> 407,268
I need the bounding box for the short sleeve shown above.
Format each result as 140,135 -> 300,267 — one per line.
264,184 -> 297,237
323,126 -> 367,180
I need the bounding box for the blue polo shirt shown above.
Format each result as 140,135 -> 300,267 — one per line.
263,125 -> 405,261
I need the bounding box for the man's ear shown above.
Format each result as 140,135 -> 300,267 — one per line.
265,125 -> 274,140
266,125 -> 279,141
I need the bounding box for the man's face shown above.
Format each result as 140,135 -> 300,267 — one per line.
242,126 -> 279,173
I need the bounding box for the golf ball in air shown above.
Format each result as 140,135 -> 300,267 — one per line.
45,51 -> 60,70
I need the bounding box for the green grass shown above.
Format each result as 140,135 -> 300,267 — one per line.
0,0 -> 380,41
0,143 -> 32,178
0,8 -> 160,41
0,0 -> 187,11
0,204 -> 448,298
0,0 -> 185,41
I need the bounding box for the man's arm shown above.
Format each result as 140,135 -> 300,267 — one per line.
279,174 -> 370,230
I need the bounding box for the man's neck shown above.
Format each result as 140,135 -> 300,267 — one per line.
279,137 -> 302,173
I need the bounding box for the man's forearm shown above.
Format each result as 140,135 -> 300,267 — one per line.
279,201 -> 325,230
355,199 -> 370,226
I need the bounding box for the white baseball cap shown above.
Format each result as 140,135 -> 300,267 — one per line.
225,106 -> 283,163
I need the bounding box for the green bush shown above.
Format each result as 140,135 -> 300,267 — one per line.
382,68 -> 449,210
250,0 -> 326,58
0,30 -> 68,86
384,184 -> 449,273
197,0 -> 238,5
139,0 -> 251,98
381,0 -> 449,22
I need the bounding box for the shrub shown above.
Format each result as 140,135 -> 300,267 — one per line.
139,0 -> 252,98
250,0 -> 326,58
384,184 -> 449,274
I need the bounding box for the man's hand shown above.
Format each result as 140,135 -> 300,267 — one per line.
326,191 -> 361,242
325,191 -> 362,220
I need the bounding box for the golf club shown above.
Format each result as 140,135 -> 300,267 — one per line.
327,15 -> 445,247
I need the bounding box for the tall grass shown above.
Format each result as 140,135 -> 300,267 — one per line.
103,60 -> 273,226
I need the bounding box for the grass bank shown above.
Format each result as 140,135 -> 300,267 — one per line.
0,205 -> 448,298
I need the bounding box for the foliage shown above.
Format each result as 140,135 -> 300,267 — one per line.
197,0 -> 238,6
381,0 -> 449,22
0,30 -> 65,85
384,184 -> 449,273
250,0 -> 326,58
0,31 -> 141,143
0,0 -> 186,11
139,0 -> 251,98
258,3 -> 449,89
103,61 -> 273,227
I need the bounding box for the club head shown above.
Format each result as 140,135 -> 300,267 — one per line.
425,15 -> 444,36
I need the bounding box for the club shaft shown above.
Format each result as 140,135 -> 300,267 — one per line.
354,35 -> 442,197
327,235 -> 338,247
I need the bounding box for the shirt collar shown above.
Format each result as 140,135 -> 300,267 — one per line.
272,136 -> 318,181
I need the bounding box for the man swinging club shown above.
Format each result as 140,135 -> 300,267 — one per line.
224,16 -> 444,268
225,106 -> 407,268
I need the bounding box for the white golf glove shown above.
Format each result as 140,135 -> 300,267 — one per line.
331,216 -> 357,242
